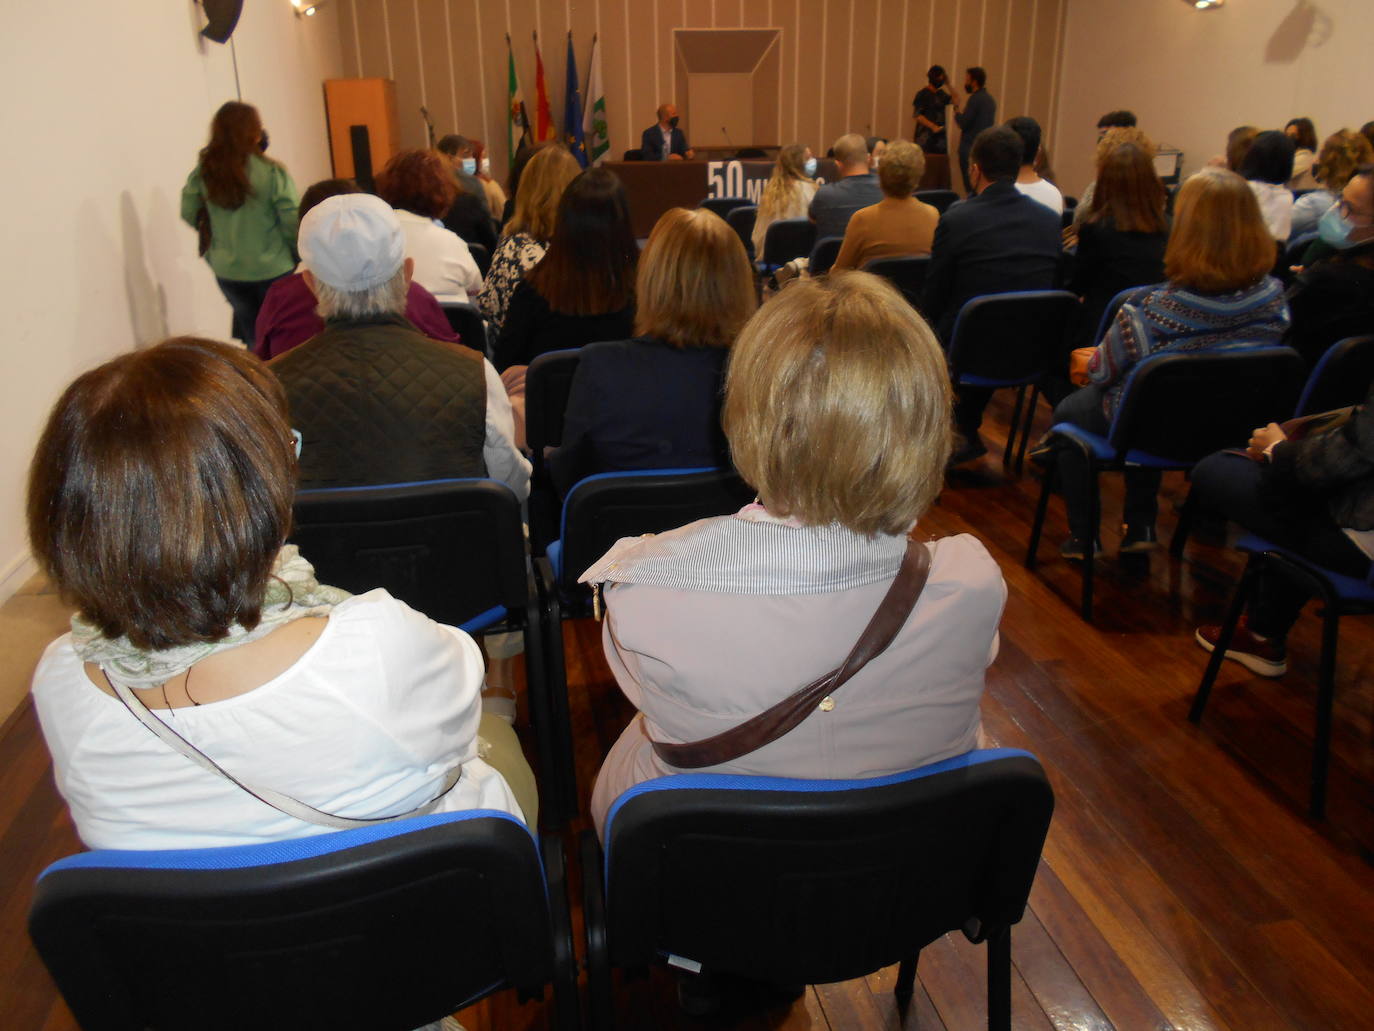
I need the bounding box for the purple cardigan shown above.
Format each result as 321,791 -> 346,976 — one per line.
253,272 -> 460,359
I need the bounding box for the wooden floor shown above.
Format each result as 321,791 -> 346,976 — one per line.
5,394 -> 1374,1030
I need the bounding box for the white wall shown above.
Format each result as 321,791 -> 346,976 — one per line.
1055,0 -> 1374,197
0,1 -> 343,601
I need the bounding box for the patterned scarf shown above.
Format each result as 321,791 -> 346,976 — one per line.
71,546 -> 351,687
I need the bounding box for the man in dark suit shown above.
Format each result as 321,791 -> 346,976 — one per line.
640,103 -> 694,161
922,124 -> 1062,464
951,66 -> 996,194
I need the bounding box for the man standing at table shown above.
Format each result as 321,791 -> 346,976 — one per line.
641,103 -> 694,161
951,67 -> 996,194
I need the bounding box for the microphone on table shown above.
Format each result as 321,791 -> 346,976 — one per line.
721,126 -> 733,149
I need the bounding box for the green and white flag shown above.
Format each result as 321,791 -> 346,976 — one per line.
506,35 -> 531,167
583,34 -> 608,165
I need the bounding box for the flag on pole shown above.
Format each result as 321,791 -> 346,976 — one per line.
563,32 -> 587,167
533,32 -> 553,142
505,35 -> 531,166
583,34 -> 608,165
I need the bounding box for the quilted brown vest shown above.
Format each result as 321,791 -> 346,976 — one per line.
272,314 -> 488,490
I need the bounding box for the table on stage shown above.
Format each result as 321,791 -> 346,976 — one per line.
603,154 -> 954,238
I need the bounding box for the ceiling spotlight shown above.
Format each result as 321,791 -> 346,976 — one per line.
291,0 -> 327,16
1188,0 -> 1224,9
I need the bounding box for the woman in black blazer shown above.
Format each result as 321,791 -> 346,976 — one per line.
548,207 -> 756,496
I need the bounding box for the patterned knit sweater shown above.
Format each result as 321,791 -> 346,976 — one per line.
1087,276 -> 1292,419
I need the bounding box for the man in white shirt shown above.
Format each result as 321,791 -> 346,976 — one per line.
1008,116 -> 1064,216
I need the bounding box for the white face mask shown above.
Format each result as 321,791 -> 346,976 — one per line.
480,157 -> 491,176
804,156 -> 818,177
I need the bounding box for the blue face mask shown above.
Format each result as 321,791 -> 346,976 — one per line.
804,157 -> 818,177
1318,204 -> 1359,250
461,157 -> 477,175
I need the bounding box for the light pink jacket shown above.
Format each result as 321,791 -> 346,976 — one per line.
585,516 -> 1006,836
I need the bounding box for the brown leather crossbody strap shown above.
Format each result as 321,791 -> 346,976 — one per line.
650,539 -> 932,770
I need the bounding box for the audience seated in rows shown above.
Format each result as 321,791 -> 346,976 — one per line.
26,338 -> 533,850
1241,130 -> 1297,242
376,149 -> 483,303
752,143 -> 818,256
1191,382 -> 1374,677
1290,129 -> 1374,239
832,140 -> 938,270
924,124 -> 1062,464
1008,116 -> 1064,216
493,168 -> 638,373
435,133 -> 499,254
1051,167 -> 1291,559
585,271 -> 1005,838
548,207 -> 754,496
477,144 -> 581,334
808,132 -> 883,242
1066,141 -> 1170,358
252,178 -> 458,360
1285,117 -> 1320,192
1284,165 -> 1374,368
271,194 -> 529,496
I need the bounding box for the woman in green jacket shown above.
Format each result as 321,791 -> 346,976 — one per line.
181,102 -> 299,347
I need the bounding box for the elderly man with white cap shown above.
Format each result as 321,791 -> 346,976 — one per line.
270,193 -> 529,496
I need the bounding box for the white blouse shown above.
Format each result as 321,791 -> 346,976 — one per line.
394,209 -> 483,304
32,590 -> 522,850
1249,180 -> 1294,242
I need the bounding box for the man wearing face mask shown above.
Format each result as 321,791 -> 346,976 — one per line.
1283,165 -> 1374,368
640,104 -> 694,161
950,66 -> 996,194
436,134 -> 499,255
912,65 -> 951,155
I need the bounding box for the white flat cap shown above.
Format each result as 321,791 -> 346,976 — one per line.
298,194 -> 405,291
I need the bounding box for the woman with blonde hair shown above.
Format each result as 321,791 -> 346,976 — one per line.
832,140 -> 938,269
585,270 -> 1005,837
751,142 -> 818,255
1051,167 -> 1291,559
1290,128 -> 1374,238
477,143 -> 581,332
548,206 -> 755,494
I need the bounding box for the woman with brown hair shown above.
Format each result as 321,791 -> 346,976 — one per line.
1051,167 -> 1291,559
477,143 -> 581,333
375,148 -> 482,302
180,101 -> 299,347
27,338 -> 534,849
751,143 -> 817,255
493,167 -> 638,371
1067,141 -> 1170,351
1285,117 -> 1320,191
584,270 -> 1004,837
547,207 -> 756,495
1070,126 -> 1155,232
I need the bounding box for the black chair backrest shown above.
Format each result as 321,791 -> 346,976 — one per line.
760,217 -> 816,268
735,147 -> 768,159
915,189 -> 959,214
1280,231 -> 1319,280
557,469 -> 755,590
439,300 -> 487,354
1295,335 -> 1374,417
809,235 -> 845,276
727,205 -> 757,260
29,814 -> 554,1031
289,479 -> 527,627
525,348 -> 583,454
699,196 -> 752,220
1060,208 -> 1076,231
1109,346 -> 1306,463
1063,195 -> 1079,211
946,290 -> 1079,384
468,241 -> 491,279
601,752 -> 1054,984
862,254 -> 931,308
622,148 -> 644,161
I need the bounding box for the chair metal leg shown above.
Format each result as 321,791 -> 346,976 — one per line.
542,833 -> 583,1030
1189,555 -> 1260,723
895,952 -> 919,1002
986,925 -> 1011,1031
1081,463 -> 1099,622
1170,484 -> 1197,558
526,562 -> 564,828
1014,386 -> 1040,474
1310,591 -> 1342,820
1025,450 -> 1057,569
534,556 -> 576,827
1003,386 -> 1026,467
580,830 -> 614,1031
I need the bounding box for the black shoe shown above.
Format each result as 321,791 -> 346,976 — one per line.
1119,524 -> 1158,554
1059,536 -> 1102,560
947,437 -> 989,468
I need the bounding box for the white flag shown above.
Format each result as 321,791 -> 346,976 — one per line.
583,36 -> 609,165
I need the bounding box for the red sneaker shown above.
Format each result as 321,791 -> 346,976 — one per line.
1194,616 -> 1288,677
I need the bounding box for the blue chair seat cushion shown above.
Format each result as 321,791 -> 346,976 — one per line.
547,539 -> 564,582
1048,421 -> 1194,469
958,373 -> 1038,389
1236,533 -> 1374,602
